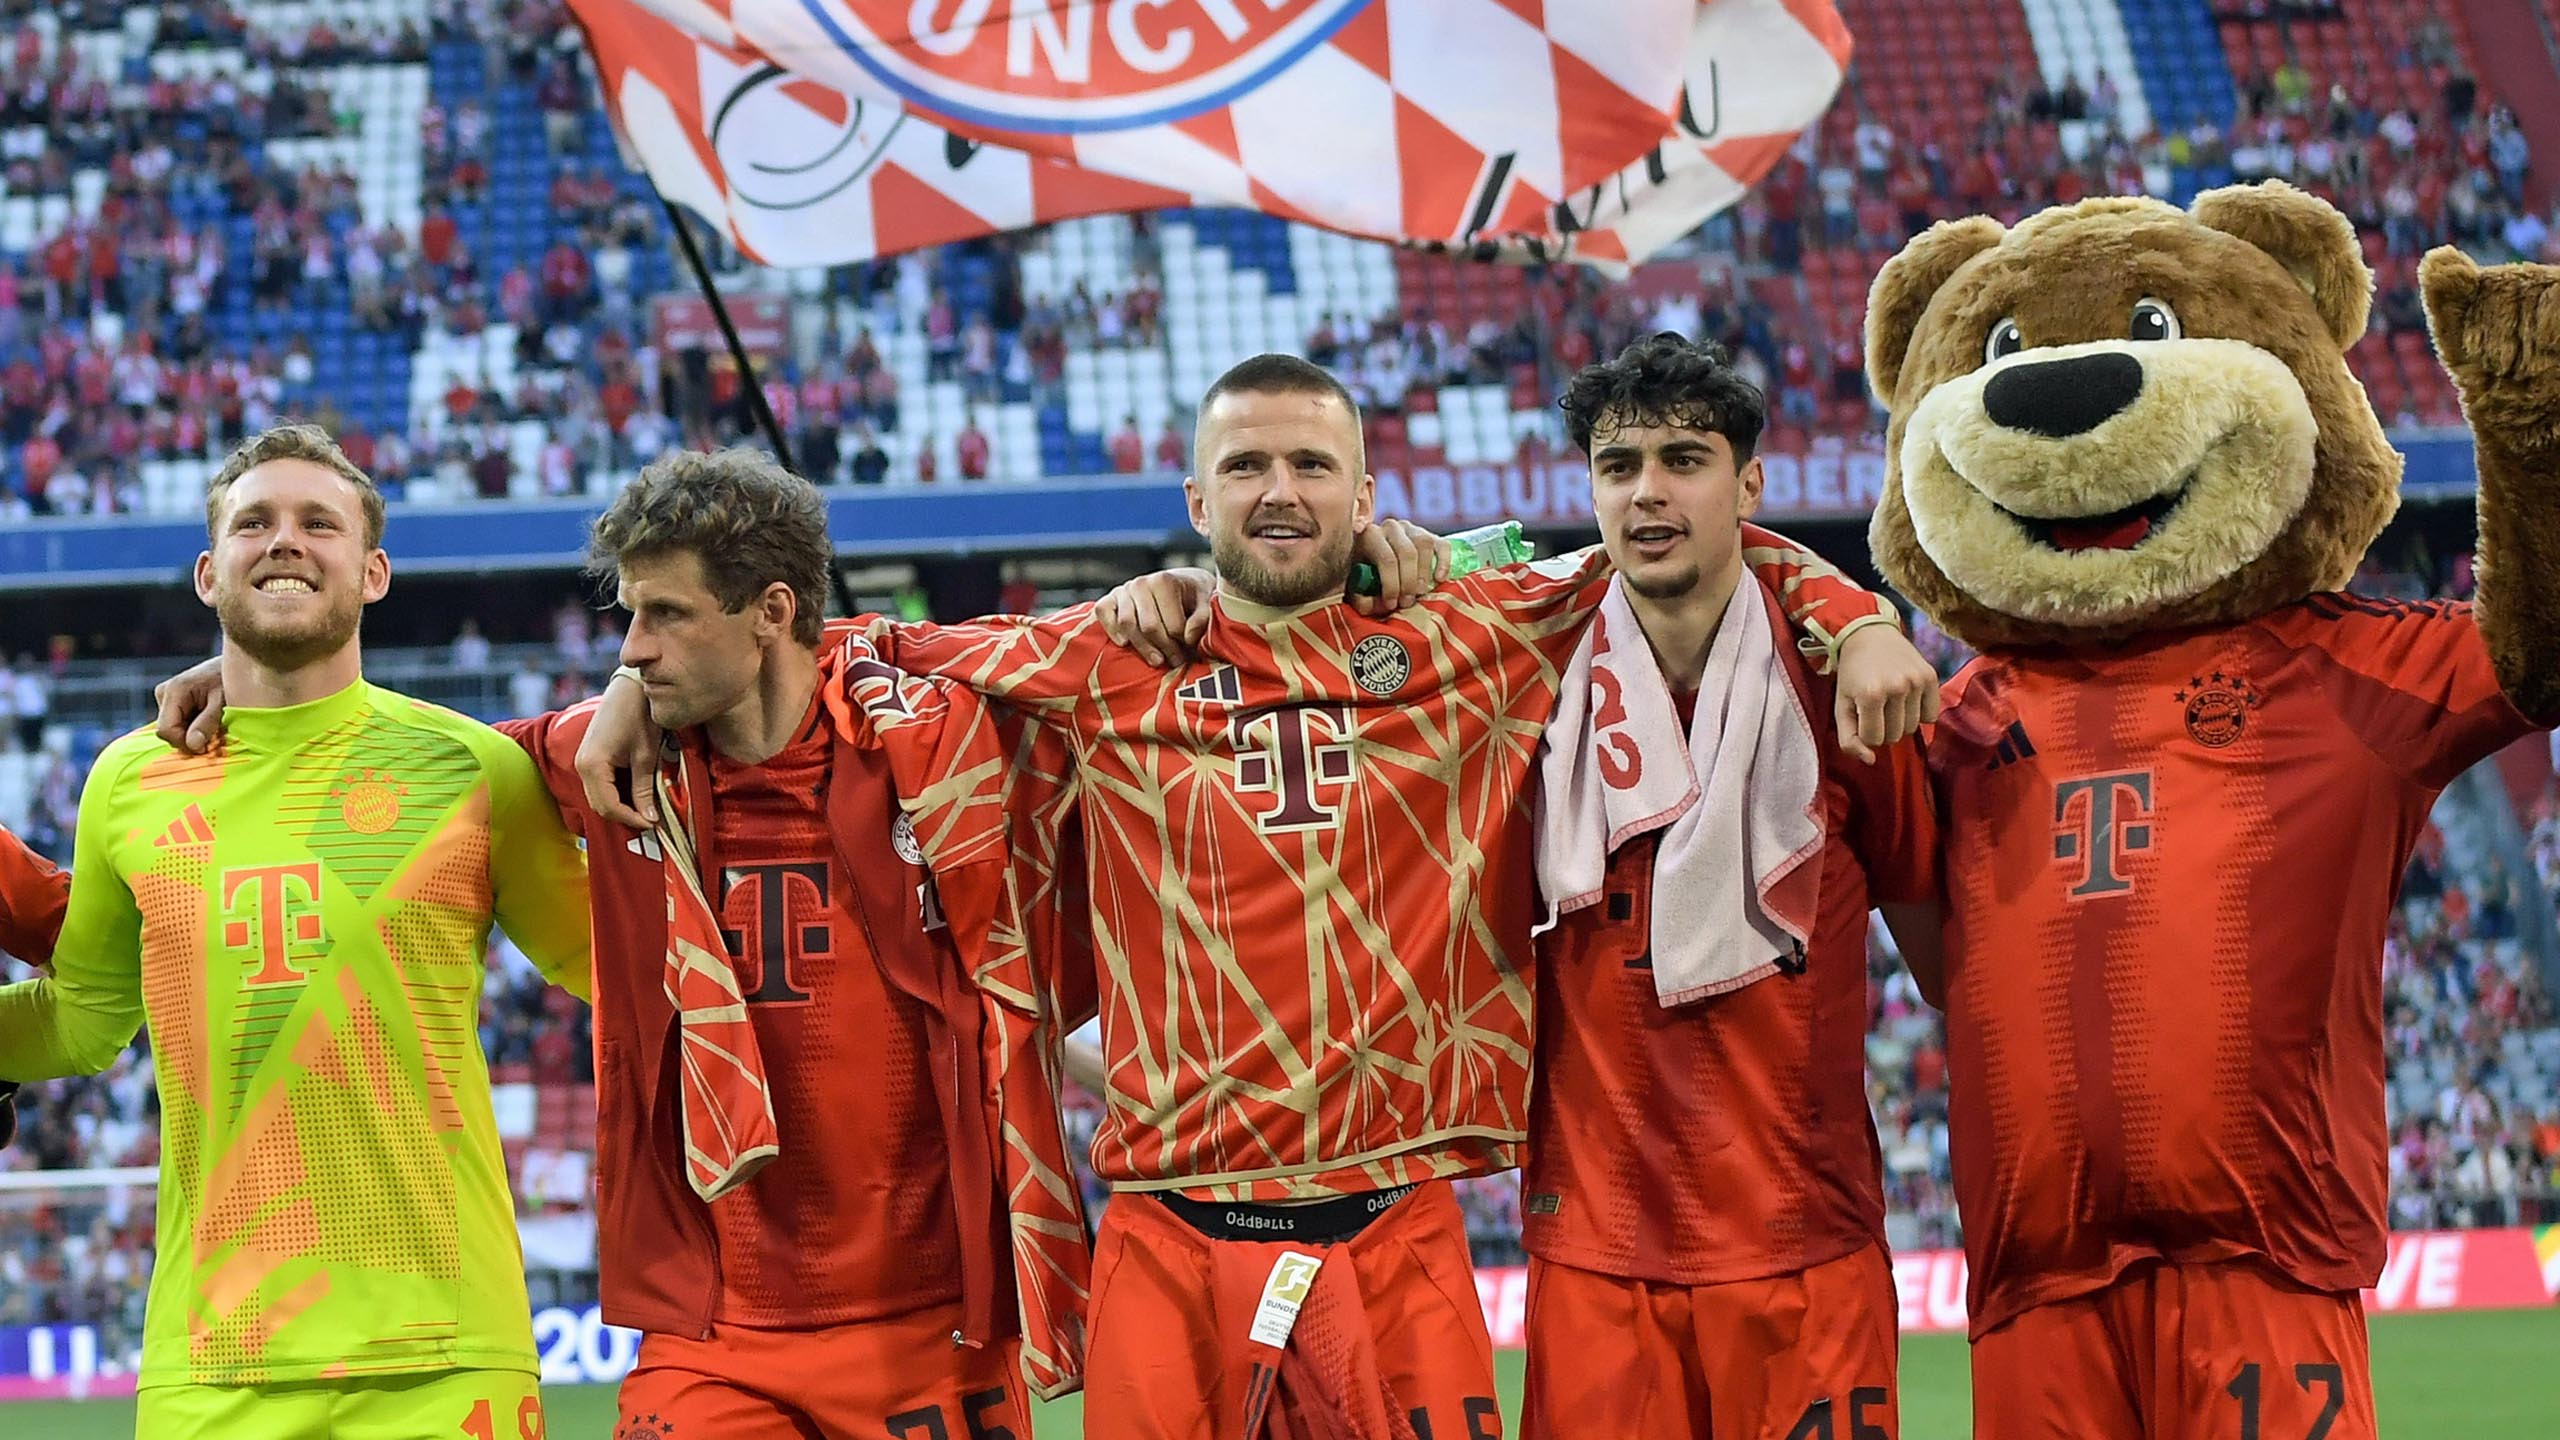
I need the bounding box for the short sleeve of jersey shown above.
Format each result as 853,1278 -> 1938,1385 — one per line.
1841,734 -> 1939,905
1739,522 -> 1901,665
466,722 -> 594,1001
2280,596 -> 2536,790
0,822 -> 68,965
493,703 -> 601,825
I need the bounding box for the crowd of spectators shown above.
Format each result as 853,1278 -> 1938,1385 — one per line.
0,1045 -> 155,1345
2389,831 -> 2560,1228
1742,31 -> 2546,273
2,0 -> 2544,513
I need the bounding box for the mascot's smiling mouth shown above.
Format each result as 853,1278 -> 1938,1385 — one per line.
1992,476 -> 2193,553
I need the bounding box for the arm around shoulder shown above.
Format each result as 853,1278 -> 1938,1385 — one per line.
479,732 -> 595,1003
844,607 -> 1109,711
1741,521 -> 1901,670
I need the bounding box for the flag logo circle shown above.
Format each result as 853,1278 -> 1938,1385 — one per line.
793,0 -> 1372,134
710,68 -> 902,211
892,813 -> 926,865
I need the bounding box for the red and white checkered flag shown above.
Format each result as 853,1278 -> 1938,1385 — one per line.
567,0 -> 1850,271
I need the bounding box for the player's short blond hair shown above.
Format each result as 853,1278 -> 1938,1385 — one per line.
204,423 -> 388,550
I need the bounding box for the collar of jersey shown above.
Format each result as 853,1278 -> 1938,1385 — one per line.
222,678 -> 371,750
1214,589 -> 1343,627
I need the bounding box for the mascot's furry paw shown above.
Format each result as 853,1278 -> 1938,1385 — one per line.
2423,245 -> 2560,722
2420,247 -> 2560,463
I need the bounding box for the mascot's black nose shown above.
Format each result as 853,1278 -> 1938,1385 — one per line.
1982,351 -> 2145,438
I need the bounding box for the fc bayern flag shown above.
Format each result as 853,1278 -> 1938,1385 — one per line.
567,0 -> 1850,271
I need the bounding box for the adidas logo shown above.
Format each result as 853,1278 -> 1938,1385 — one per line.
1176,665 -> 1241,705
1983,720 -> 2037,772
151,804 -> 214,850
626,834 -> 664,862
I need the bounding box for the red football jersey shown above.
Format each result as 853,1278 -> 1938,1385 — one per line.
1523,588 -> 1937,1286
0,823 -> 66,965
1928,595 -> 2538,1336
876,531 -> 1892,1200
692,702 -> 960,1324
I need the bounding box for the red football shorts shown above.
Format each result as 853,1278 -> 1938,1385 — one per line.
1518,1242 -> 1899,1440
1083,1179 -> 1501,1440
1970,1257 -> 2376,1440
612,1300 -> 1028,1440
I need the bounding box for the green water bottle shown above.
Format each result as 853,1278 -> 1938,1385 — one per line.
1351,521 -> 1536,596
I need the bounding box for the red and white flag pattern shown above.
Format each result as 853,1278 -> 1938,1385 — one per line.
567,0 -> 1851,271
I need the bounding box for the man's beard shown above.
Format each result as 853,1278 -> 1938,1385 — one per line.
643,662 -> 758,735
1212,527 -> 1355,608
215,585 -> 363,673
645,686 -> 724,734
1622,560 -> 1703,601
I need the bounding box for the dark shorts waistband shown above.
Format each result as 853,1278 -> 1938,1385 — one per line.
1154,1184 -> 1418,1244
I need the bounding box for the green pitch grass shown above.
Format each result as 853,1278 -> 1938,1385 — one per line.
9,1307 -> 2554,1436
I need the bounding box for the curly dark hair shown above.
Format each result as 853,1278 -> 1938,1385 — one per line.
587,447 -> 832,647
1558,332 -> 1766,462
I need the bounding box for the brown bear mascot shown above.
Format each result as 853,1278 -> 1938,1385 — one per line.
1865,179 -> 2559,1438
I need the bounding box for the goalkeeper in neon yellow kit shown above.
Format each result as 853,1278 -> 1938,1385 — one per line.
0,425 -> 593,1438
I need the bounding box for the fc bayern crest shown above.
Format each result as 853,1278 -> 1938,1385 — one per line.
891,812 -> 926,865
2174,670 -> 2261,748
1350,634 -> 1412,697
792,0 -> 1371,134
332,770 -> 407,835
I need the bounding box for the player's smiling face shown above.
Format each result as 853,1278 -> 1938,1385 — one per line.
615,547 -> 780,733
1589,413 -> 1763,603
1186,388 -> 1374,608
196,458 -> 388,672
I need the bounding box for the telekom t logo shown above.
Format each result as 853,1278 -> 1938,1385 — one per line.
1232,704 -> 1356,833
720,862 -> 830,1005
2051,771 -> 2154,898
220,863 -> 325,987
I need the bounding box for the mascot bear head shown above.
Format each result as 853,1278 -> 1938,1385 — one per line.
1863,181 -> 2403,648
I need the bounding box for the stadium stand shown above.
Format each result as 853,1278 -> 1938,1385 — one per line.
1,0 -> 2544,520
0,0 -> 2556,1353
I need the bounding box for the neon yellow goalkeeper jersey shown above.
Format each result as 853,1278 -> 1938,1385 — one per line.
0,680 -> 593,1389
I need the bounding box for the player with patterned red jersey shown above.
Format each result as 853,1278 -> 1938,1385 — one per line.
1929,593 -> 2542,1437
